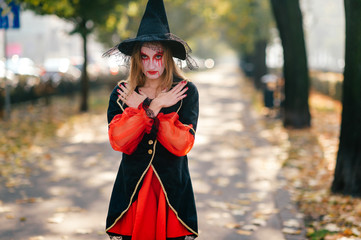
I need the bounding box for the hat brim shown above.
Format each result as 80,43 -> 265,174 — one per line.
117,34 -> 187,60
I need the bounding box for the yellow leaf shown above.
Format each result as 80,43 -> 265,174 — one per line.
343,228 -> 353,236
236,230 -> 252,236
224,223 -> 241,229
29,237 -> 44,240
282,227 -> 302,235
5,214 -> 15,219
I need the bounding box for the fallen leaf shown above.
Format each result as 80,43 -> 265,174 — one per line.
324,223 -> 340,232
335,237 -> 354,240
283,219 -> 301,228
237,200 -> 251,205
343,228 -> 353,236
324,234 -> 340,240
236,230 -> 252,236
76,228 -> 92,234
252,218 -> 267,226
0,206 -> 11,213
307,227 -> 315,235
224,223 -> 241,229
351,227 -> 361,236
235,182 -> 245,188
192,180 -> 211,194
47,214 -> 64,224
29,236 -> 44,240
43,153 -> 52,160
256,206 -> 279,215
242,224 -> 258,231
355,203 -> 361,215
16,198 -> 43,204
282,227 -> 302,235
5,214 -> 15,219
215,177 -> 230,187
208,201 -> 228,210
231,209 -> 247,216
206,212 -> 222,220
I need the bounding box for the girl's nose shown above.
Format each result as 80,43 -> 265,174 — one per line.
148,60 -> 157,69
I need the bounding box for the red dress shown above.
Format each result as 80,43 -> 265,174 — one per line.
107,105 -> 195,239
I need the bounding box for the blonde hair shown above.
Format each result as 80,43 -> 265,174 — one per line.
126,42 -> 186,93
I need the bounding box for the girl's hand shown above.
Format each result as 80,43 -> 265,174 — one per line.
117,84 -> 147,108
154,80 -> 188,108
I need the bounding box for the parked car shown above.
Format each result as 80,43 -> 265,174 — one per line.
6,56 -> 42,77
5,56 -> 42,88
42,57 -> 81,86
0,60 -> 16,86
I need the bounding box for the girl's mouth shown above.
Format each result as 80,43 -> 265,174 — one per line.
147,71 -> 158,75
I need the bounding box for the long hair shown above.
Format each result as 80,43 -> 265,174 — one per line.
127,42 -> 186,94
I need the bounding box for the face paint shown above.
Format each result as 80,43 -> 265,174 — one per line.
140,44 -> 165,80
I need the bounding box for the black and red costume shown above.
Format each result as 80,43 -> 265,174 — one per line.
105,78 -> 199,239
103,0 -> 199,237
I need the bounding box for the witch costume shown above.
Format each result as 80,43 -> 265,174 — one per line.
104,0 -> 199,239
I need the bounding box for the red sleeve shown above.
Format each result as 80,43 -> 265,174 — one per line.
108,106 -> 154,155
156,112 -> 195,157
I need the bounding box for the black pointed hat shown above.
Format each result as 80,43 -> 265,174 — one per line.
103,0 -> 197,69
136,0 -> 170,37
116,0 -> 190,60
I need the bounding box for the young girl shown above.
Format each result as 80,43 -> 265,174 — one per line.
104,1 -> 199,239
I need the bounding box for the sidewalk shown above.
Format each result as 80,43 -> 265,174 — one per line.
0,55 -> 306,240
189,56 -> 305,240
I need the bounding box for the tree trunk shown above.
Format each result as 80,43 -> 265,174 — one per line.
252,40 -> 268,90
79,31 -> 89,112
240,54 -> 254,78
269,0 -> 311,128
331,0 -> 361,197
0,90 -> 4,119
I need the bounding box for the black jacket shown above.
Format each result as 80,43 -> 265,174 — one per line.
105,77 -> 199,237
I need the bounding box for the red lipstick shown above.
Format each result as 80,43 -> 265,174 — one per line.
147,71 -> 158,75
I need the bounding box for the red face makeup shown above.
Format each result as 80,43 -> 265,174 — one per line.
140,44 -> 165,80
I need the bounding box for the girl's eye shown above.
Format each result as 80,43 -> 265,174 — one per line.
141,54 -> 148,59
155,54 -> 163,60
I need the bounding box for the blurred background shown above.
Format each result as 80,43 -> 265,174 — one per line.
0,0 -> 344,116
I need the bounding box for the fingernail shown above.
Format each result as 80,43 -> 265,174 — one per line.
117,89 -> 120,93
